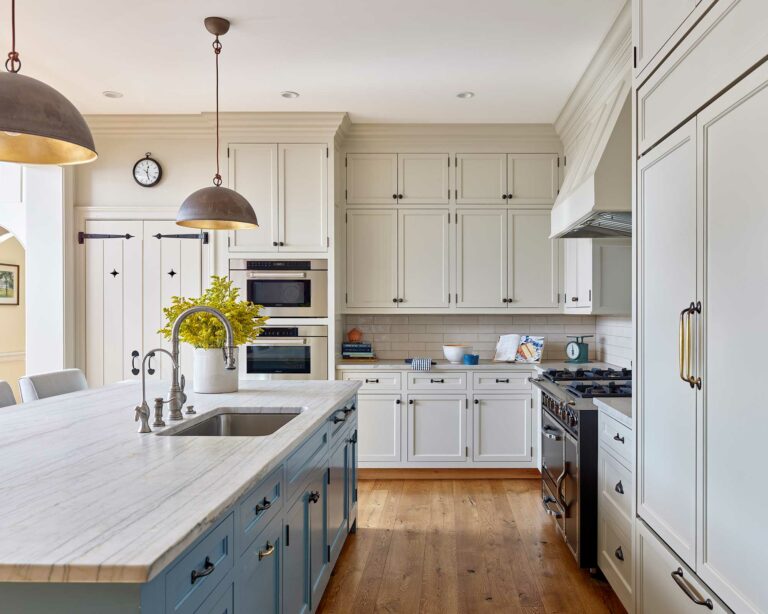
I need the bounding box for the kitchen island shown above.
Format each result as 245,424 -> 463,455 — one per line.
0,379 -> 360,613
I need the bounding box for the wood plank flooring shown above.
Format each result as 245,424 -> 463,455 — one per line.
317,479 -> 626,614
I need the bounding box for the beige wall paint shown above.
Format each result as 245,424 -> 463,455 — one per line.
0,233 -> 25,400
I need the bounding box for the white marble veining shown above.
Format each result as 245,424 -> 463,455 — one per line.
336,359 -> 620,371
594,397 -> 633,429
0,380 -> 360,584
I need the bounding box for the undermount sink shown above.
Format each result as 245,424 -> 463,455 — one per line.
163,408 -> 302,437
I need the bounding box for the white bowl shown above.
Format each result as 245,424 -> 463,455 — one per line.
443,344 -> 470,364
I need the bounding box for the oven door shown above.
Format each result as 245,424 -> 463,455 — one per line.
241,335 -> 328,380
230,269 -> 327,318
541,409 -> 565,488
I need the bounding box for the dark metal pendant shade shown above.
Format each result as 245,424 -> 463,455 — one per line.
0,72 -> 97,165
177,185 -> 259,230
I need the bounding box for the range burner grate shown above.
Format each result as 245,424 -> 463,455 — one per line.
566,381 -> 632,398
543,367 -> 632,382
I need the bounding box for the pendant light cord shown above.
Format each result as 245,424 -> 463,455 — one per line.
5,0 -> 21,73
212,35 -> 222,187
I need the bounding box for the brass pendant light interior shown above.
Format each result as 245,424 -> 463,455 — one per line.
176,17 -> 258,231
0,0 -> 97,165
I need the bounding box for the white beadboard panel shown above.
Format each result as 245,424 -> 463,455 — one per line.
343,314 -> 597,361
595,316 -> 632,368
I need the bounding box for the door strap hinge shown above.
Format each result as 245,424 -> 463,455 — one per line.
78,232 -> 134,244
153,232 -> 209,244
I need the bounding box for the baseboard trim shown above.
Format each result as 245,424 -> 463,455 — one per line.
358,468 -> 541,480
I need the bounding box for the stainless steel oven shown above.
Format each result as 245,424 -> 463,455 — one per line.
230,259 -> 327,318
240,325 -> 328,380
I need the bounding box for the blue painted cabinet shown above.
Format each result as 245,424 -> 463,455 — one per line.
238,514 -> 282,614
308,467 -> 328,610
327,438 -> 349,563
283,493 -> 310,614
347,427 -> 358,529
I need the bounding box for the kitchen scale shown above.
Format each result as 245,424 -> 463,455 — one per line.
565,335 -> 593,363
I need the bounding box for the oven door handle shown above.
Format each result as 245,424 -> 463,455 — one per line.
249,339 -> 308,345
556,462 -> 568,504
247,272 -> 307,279
542,426 -> 561,441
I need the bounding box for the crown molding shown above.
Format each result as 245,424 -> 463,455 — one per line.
341,123 -> 560,147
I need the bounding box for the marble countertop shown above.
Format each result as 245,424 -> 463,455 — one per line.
594,397 -> 633,429
336,359 -> 621,371
0,379 -> 360,584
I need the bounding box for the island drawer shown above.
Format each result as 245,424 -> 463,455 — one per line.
599,448 -> 632,525
598,412 -> 633,466
165,512 -> 234,614
472,371 -> 531,391
194,574 -> 233,614
237,465 -> 284,555
285,425 -> 329,505
342,371 -> 401,391
407,371 -> 467,390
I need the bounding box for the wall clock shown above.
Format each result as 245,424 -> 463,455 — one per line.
133,152 -> 162,187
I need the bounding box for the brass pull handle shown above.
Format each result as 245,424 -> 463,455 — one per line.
679,302 -> 702,389
190,556 -> 215,584
255,497 -> 272,515
671,568 -> 713,609
258,541 -> 276,561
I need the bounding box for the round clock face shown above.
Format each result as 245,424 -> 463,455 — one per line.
566,341 -> 580,360
133,156 -> 162,187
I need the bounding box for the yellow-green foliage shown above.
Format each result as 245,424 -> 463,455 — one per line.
159,275 -> 268,348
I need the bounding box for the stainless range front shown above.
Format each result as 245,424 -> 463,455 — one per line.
240,325 -> 328,381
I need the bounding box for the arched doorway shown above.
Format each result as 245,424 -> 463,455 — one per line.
0,225 -> 25,401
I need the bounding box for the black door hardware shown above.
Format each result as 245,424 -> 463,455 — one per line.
152,231 -> 209,244
190,556 -> 215,584
78,232 -> 134,244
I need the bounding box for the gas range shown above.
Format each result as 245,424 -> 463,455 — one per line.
542,367 -> 632,383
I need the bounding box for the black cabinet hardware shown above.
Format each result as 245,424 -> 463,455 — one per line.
273,241 -> 279,246
110,269 -> 119,278
130,350 -> 140,376
502,194 -> 508,199
392,194 -> 398,200
495,378 -> 509,383
285,524 -> 290,546
614,546 -> 624,561
78,232 -> 134,244
615,481 -> 624,495
395,398 -> 401,405
332,413 -> 347,424
254,497 -> 272,515
392,298 -> 398,303
190,556 -> 215,584
308,490 -> 320,504
365,378 -> 379,383
474,399 -> 479,404
152,232 -> 209,244
613,433 -> 625,444
430,378 -> 445,383
408,399 -> 414,405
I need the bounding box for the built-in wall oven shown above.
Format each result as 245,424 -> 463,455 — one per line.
240,325 -> 328,380
230,259 -> 327,318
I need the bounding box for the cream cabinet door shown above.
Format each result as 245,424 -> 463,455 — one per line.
398,209 -> 450,308
507,154 -> 559,205
472,394 -> 532,462
637,120 -> 697,568
398,153 -> 449,204
228,144 -> 279,251
345,209 -> 398,308
696,66 -> 768,613
455,153 -> 507,204
346,153 -> 398,205
358,395 -> 401,463
456,209 -> 507,308
563,239 -> 592,311
633,0 -> 697,76
279,144 -> 327,252
407,395 -> 467,462
507,210 -> 559,308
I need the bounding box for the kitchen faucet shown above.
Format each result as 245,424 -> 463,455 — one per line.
167,306 -> 237,420
134,348 -> 177,433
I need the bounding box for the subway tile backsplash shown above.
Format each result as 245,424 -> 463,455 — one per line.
595,316 -> 633,368
342,314 -> 597,361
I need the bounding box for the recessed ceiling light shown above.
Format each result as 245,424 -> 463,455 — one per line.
281,91 -> 300,99
456,91 -> 475,99
102,90 -> 123,99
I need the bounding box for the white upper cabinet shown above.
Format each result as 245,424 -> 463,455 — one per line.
508,210 -> 559,308
456,209 -> 507,308
345,209 -> 398,308
228,144 -> 279,251
507,154 -> 559,205
455,153 -> 507,204
632,0 -> 698,76
398,153 -> 449,204
398,209 -> 450,308
563,238 -> 631,315
345,153 -> 398,204
279,144 -> 327,252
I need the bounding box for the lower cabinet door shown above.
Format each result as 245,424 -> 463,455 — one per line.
472,394 -> 532,462
238,515 -> 282,614
347,427 -> 358,520
283,496 -> 310,614
636,520 -> 728,614
358,394 -> 401,462
407,395 -> 467,462
194,577 -> 233,614
308,468 -> 328,609
327,439 -> 349,562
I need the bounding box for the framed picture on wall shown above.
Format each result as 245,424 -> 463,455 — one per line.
0,263 -> 19,306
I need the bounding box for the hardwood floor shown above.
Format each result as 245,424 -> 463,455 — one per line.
317,479 -> 626,614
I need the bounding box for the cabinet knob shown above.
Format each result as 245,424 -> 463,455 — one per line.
395,399 -> 401,405
507,193 -> 513,199
279,241 -> 285,246
392,298 -> 398,303
398,194 -> 403,199
272,241 -> 278,246
408,399 -> 414,405
502,298 -> 509,303
474,399 -> 479,404
392,194 -> 398,200
571,296 -> 579,302
397,298 -> 404,303
502,194 -> 508,199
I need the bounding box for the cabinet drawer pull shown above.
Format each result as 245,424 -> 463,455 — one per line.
614,546 -> 624,561
348,430 -> 358,444
308,490 -> 320,504
254,497 -> 272,515
495,378 -> 510,383
671,568 -> 714,609
430,378 -> 445,383
190,556 -> 215,584
571,296 -> 579,302
474,398 -> 479,404
332,413 -> 347,424
613,433 -> 625,444
365,378 -> 379,383
542,427 -> 561,441
258,541 -> 276,561
614,480 -> 624,495
541,495 -> 562,518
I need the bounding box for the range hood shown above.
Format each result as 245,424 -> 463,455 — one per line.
551,92 -> 631,239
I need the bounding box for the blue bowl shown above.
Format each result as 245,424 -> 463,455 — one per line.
463,354 -> 480,365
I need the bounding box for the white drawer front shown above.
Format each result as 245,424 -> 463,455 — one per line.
472,371 -> 532,391
599,447 -> 632,525
342,371 -> 402,392
598,512 -> 632,611
599,412 -> 633,466
407,371 -> 467,391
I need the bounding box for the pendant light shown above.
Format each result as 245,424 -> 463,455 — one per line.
0,0 -> 96,165
177,17 -> 258,230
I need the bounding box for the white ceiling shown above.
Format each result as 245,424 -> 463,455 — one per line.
1,0 -> 625,123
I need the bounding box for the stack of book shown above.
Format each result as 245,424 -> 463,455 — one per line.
341,342 -> 375,359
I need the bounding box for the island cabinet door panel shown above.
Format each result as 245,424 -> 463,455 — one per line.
84,220 -> 143,387
142,221 -> 202,382
238,514 -> 282,614
506,153 -> 559,205
345,209 -> 398,308
346,153 -> 398,204
327,440 -> 349,562
472,394 -> 532,462
455,153 -> 508,204
398,209 -> 450,308
358,395 -> 402,462
279,143 -> 328,252
347,426 -> 358,519
456,209 -> 507,308
397,153 -> 450,204
228,143 -> 279,251
283,496 -> 310,614
507,210 -> 559,308
697,66 -> 768,613
406,395 -> 468,462
308,468 -> 328,609
636,120 -> 697,567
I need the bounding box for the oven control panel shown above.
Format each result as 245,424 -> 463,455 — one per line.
542,391 -> 579,433
246,260 -> 312,270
